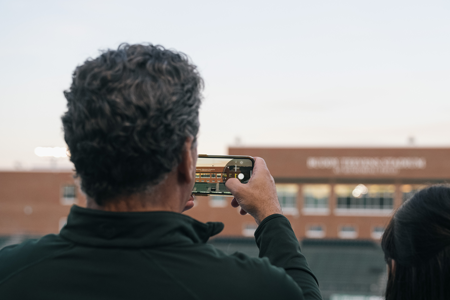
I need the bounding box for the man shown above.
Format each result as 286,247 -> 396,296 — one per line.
0,44 -> 322,299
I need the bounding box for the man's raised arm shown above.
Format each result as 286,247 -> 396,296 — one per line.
226,157 -> 322,300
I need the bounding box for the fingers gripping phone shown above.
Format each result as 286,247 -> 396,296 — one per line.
192,155 -> 255,196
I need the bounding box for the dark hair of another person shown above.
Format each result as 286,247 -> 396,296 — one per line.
62,44 -> 203,205
381,185 -> 450,300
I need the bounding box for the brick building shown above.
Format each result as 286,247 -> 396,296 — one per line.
0,172 -> 86,236
2,147 -> 449,299
186,147 -> 450,240
1,147 -> 450,240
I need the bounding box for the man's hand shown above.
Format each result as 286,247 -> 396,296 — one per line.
225,157 -> 282,225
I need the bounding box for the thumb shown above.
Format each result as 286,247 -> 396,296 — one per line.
225,178 -> 242,195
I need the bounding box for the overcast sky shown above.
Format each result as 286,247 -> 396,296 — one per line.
0,0 -> 449,170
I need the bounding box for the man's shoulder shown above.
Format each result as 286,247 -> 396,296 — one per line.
0,234 -> 72,283
183,243 -> 288,277
169,244 -> 304,299
225,251 -> 302,288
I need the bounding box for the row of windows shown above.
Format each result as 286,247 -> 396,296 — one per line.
306,224 -> 385,239
195,173 -> 237,183
196,173 -> 223,178
242,223 -> 385,240
208,184 -> 426,212
281,184 -> 425,211
284,184 -> 397,210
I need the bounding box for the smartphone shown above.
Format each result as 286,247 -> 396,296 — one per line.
193,155 -> 255,196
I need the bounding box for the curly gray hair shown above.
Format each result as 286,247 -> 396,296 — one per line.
62,43 -> 203,205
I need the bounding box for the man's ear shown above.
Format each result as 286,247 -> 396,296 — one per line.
177,137 -> 197,184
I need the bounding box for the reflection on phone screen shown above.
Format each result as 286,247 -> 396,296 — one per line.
193,157 -> 253,195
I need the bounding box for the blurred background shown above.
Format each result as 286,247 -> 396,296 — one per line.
1,1 -> 449,299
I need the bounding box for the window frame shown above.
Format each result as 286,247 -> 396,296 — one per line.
334,184 -> 395,216
61,185 -> 77,206
338,225 -> 358,239
276,184 -> 299,215
305,224 -> 326,238
302,184 -> 331,216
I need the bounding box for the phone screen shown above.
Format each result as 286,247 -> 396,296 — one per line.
193,156 -> 254,195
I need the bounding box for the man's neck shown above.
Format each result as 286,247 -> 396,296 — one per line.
84,140 -> 196,213
86,195 -> 180,213
86,171 -> 189,213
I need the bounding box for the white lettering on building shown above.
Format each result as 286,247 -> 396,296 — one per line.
306,157 -> 426,175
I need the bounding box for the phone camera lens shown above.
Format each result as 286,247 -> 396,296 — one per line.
238,173 -> 244,180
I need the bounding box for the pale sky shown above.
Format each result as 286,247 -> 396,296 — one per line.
0,0 -> 449,170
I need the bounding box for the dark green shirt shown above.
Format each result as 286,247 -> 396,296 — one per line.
0,206 -> 321,300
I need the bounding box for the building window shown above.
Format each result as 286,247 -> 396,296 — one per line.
201,174 -> 210,178
59,217 -> 67,231
209,196 -> 228,208
335,184 -> 394,215
401,184 -> 426,202
338,225 -> 357,239
372,226 -> 385,239
306,225 -> 325,238
61,185 -> 77,205
242,223 -> 258,237
23,206 -> 33,215
303,184 -> 330,215
276,184 -> 298,215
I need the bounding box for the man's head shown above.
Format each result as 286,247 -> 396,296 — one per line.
62,44 -> 203,206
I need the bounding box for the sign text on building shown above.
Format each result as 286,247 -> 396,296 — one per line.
307,157 -> 426,175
